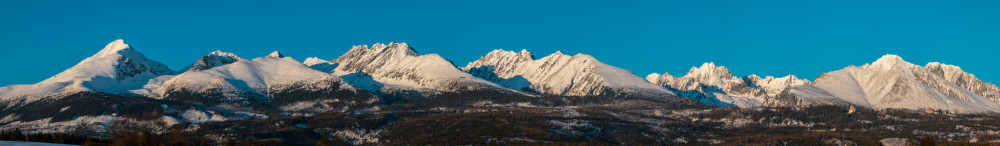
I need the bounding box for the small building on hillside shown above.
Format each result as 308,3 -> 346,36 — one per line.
926,108 -> 934,114
847,105 -> 856,114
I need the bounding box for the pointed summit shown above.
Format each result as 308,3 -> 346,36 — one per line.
267,51 -> 284,58
94,39 -> 132,58
516,49 -> 535,59
386,42 -> 418,56
685,62 -> 733,78
0,39 -> 175,104
870,54 -> 911,70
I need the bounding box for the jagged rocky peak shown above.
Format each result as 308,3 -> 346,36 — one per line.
925,62 -> 966,77
539,51 -> 602,65
784,54 -> 1000,113
676,62 -> 737,87
77,39 -> 176,78
463,49 -> 536,69
267,51 -> 284,58
464,49 -> 675,97
745,74 -> 810,97
187,50 -> 243,71
924,62 -> 1000,103
685,62 -> 733,78
327,42 -> 510,93
517,49 -> 533,57
746,74 -> 809,84
490,49 -> 535,60
345,42 -> 418,57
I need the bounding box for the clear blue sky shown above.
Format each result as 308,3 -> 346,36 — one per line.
1,0 -> 998,86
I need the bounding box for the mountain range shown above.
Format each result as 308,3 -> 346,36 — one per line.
2,39 -> 1000,145
2,39 -> 1000,140
2,40 -> 999,113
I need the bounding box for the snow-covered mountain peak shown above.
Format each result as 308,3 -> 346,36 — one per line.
480,49 -> 536,62
682,62 -> 735,86
646,73 -> 662,83
186,51 -> 244,71
518,49 -> 532,56
303,57 -> 329,66
339,42 -> 419,62
387,42 -> 418,55
748,74 -> 810,96
551,50 -> 565,56
534,51 -> 598,63
464,49 -> 675,97
869,54 -> 913,70
926,62 -> 966,75
784,54 -> 1000,113
0,39 -> 175,105
329,43 -> 515,93
685,62 -> 732,77
93,39 -> 132,58
209,50 -> 232,56
267,51 -> 284,58
364,42 -> 418,57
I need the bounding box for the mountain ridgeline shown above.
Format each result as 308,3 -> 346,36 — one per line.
1,39 -> 1000,145
2,40 -> 999,112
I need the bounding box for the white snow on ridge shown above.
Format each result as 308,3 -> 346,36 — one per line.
304,57 -> 338,73
647,62 -> 809,107
303,57 -> 329,66
790,54 -> 1000,113
184,50 -> 244,72
159,50 -> 352,100
329,43 -> 518,93
463,49 -> 674,97
3,39 -> 1000,115
0,39 -> 175,106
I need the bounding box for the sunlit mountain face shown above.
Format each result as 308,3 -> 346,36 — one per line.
0,40 -> 998,145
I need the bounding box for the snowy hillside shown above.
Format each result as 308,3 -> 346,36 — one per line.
463,49 -> 675,98
0,39 -> 175,107
786,55 -> 1000,113
646,62 -> 808,107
